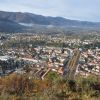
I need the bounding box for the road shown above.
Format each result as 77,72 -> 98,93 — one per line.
65,49 -> 81,79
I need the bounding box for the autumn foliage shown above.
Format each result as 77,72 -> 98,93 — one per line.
0,73 -> 100,100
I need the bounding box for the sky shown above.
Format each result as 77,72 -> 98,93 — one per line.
0,0 -> 100,22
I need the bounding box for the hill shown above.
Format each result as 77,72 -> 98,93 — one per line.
0,11 -> 100,33
0,18 -> 24,32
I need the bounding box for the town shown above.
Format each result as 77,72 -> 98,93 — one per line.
0,33 -> 100,79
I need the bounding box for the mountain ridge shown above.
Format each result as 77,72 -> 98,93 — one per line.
0,11 -> 100,33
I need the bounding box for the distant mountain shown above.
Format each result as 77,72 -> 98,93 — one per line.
0,11 -> 100,33
0,18 -> 24,32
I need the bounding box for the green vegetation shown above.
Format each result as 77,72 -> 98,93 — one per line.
0,74 -> 100,100
83,42 -> 100,49
2,40 -> 46,48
